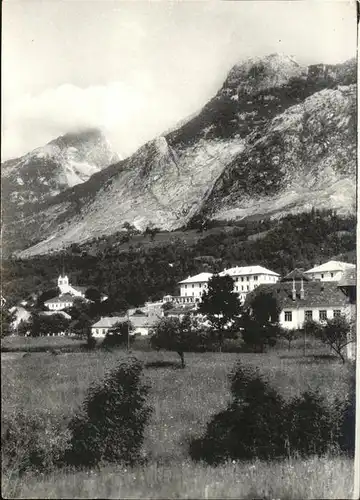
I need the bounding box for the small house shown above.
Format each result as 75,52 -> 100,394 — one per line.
91,316 -> 128,338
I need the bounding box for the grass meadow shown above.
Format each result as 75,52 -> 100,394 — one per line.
1,341 -> 355,499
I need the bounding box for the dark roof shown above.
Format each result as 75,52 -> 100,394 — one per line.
281,269 -> 312,282
244,281 -> 348,310
338,267 -> 357,287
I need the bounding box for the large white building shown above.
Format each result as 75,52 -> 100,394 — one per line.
173,266 -> 280,305
304,260 -> 356,282
220,266 -> 280,304
178,272 -> 213,304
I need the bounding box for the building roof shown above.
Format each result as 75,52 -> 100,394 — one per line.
91,316 -> 127,328
41,311 -> 72,320
244,281 -> 348,310
338,267 -> 357,287
44,294 -> 76,304
281,269 -> 312,282
130,313 -> 160,329
70,285 -> 88,293
305,260 -> 356,274
220,265 -> 280,277
179,272 -> 213,284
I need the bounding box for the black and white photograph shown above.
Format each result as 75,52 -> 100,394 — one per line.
1,1 -> 358,498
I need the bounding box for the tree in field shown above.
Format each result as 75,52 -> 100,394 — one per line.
315,315 -> 352,364
241,290 -> 281,352
103,320 -> 133,348
150,313 -> 197,368
248,289 -> 281,324
280,327 -> 298,350
303,319 -> 323,338
28,313 -> 71,337
0,306 -> 15,337
198,274 -> 242,352
71,314 -> 93,338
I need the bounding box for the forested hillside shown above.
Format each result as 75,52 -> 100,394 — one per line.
2,209 -> 355,310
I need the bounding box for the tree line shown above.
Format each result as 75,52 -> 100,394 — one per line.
2,209 -> 355,312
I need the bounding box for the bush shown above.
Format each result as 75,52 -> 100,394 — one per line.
189,365 -> 286,464
285,391 -> 338,456
189,364 -> 345,464
64,357 -> 152,468
1,410 -> 71,474
338,369 -> 355,456
86,335 -> 97,350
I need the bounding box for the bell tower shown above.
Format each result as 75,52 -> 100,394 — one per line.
58,275 -> 69,294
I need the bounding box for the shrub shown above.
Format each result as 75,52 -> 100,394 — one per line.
285,391 -> 338,456
1,410 -> 71,474
338,369 -> 355,456
189,364 -> 345,464
86,335 -> 97,350
64,357 -> 152,468
189,365 -> 286,464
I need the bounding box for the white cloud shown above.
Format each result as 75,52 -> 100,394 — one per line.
2,78 -> 193,160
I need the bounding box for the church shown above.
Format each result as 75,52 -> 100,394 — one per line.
44,275 -> 107,311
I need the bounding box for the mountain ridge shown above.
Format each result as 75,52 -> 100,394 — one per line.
2,54 -> 356,258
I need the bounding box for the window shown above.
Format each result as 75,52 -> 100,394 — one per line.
185,284 -> 187,289
319,310 -> 327,321
305,310 -> 313,321
333,310 -> 341,318
247,285 -> 249,291
246,276 -> 249,281
284,311 -> 292,322
330,272 -> 334,278
254,276 -> 258,281
321,274 -> 324,279
192,284 -> 194,288
241,277 -> 244,282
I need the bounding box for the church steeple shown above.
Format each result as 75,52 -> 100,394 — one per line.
58,275 -> 69,294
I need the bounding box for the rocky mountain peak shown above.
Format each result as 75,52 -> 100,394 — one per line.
1,127 -> 119,214
221,53 -> 306,96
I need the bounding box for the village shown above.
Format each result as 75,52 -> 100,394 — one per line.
7,258 -> 356,359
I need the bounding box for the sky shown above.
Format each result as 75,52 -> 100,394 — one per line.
2,0 -> 357,161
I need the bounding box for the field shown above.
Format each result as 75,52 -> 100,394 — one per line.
1,344 -> 355,499
1,335 -> 85,353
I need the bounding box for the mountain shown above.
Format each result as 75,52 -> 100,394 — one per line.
2,54 -> 356,258
1,128 -> 119,215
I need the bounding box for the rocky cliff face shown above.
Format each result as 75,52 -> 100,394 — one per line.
1,128 -> 119,213
2,54 -> 356,258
